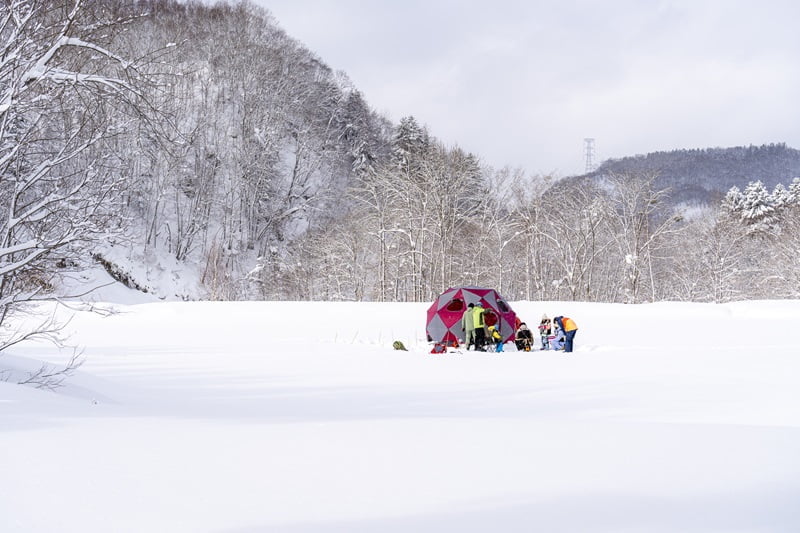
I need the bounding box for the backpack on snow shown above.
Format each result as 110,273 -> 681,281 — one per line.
430,342 -> 447,354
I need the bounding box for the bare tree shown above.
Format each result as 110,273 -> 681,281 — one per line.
604,173 -> 680,303
347,166 -> 398,301
0,0 -> 148,356
535,184 -> 614,301
665,216 -> 749,302
503,172 -> 561,300
417,145 -> 485,297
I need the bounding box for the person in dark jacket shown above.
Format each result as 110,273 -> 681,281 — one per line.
515,322 -> 533,351
472,303 -> 487,351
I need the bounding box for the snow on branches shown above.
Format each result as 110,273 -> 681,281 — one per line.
722,178 -> 800,230
0,0 -> 149,356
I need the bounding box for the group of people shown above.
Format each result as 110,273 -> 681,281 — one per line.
531,314 -> 578,352
460,302 -> 498,352
461,302 -> 578,353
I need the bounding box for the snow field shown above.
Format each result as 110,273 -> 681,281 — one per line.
2,298 -> 800,532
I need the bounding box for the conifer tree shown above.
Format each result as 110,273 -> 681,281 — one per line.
739,180 -> 776,229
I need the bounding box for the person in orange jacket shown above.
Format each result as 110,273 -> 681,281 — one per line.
553,316 -> 578,353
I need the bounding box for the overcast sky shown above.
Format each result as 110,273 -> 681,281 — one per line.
253,0 -> 800,177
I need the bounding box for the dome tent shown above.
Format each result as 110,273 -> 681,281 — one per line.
426,287 -> 518,345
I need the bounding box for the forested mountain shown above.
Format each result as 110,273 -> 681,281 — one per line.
580,143 -> 800,207
107,0 -> 394,294
3,0 -> 800,345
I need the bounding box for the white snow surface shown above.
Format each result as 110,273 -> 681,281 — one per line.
3,283 -> 800,532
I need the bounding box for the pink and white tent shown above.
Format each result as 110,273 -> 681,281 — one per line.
426,286 -> 518,345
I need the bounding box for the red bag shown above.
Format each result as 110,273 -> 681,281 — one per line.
430,342 -> 446,354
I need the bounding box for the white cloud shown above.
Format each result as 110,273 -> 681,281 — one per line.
255,0 -> 800,176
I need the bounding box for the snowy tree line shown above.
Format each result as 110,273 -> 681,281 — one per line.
302,162 -> 800,304
2,0 -> 800,344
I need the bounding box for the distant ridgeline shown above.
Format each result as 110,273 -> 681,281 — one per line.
576,143 -> 800,207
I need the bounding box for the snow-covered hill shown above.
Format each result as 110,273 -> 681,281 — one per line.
576,143 -> 800,207
2,291 -> 800,532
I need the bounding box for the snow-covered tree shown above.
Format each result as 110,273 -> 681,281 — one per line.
788,177 -> 800,206
739,180 -> 777,229
721,185 -> 743,214
0,0 -> 146,352
391,115 -> 429,172
771,183 -> 790,210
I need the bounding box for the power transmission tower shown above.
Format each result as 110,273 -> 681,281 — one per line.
583,138 -> 596,173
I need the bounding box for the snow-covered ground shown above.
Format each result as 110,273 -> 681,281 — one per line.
2,282 -> 800,532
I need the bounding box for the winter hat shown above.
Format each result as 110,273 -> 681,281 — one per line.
541,314 -> 549,321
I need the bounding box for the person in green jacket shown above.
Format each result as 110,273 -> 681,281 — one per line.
473,303 -> 487,351
461,303 -> 476,350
